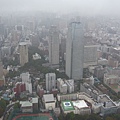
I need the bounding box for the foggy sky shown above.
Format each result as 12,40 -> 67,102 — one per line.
0,0 -> 119,16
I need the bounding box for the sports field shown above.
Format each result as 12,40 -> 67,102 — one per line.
12,113 -> 53,120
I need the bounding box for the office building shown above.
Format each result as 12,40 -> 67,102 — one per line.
46,73 -> 56,91
66,21 -> 84,80
49,25 -> 59,65
84,45 -> 98,68
98,94 -> 118,116
19,42 -> 28,66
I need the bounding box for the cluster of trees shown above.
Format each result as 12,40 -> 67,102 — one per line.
0,99 -> 7,117
59,112 -> 120,120
6,46 -> 68,79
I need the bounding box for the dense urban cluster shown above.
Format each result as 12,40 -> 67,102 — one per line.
1,11 -> 120,120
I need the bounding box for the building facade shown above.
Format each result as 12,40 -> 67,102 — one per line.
66,22 -> 84,80
19,42 -> 28,66
84,45 -> 98,68
49,25 -> 59,65
46,73 -> 56,91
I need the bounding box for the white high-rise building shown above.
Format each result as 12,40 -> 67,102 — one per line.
20,72 -> 31,83
57,78 -> 67,94
19,42 -> 28,66
49,25 -> 59,65
26,82 -> 32,94
65,79 -> 74,93
66,21 -> 84,80
20,72 -> 32,93
46,73 -> 56,91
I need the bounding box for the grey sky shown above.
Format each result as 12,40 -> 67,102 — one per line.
0,0 -> 119,15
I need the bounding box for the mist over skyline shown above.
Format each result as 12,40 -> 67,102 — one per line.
0,0 -> 120,16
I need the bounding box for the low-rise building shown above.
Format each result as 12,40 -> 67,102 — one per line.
104,74 -> 119,85
61,100 -> 75,114
72,100 -> 91,115
20,101 -> 33,113
78,92 -> 101,114
32,98 -> 38,111
80,83 -> 102,100
57,93 -> 78,101
98,94 -> 118,116
43,94 -> 56,110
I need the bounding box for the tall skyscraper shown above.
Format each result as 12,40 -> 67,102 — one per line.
49,25 -> 59,65
19,42 -> 28,66
46,73 -> 56,91
66,21 -> 84,80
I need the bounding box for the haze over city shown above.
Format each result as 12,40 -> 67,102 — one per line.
1,0 -> 120,120
0,0 -> 120,16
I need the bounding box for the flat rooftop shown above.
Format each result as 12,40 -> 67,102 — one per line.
72,100 -> 88,109
19,42 -> 27,46
20,101 -> 32,107
43,94 -> 55,103
62,101 -> 75,111
98,94 -> 116,107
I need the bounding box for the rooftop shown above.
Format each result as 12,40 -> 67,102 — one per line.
62,100 -> 75,111
19,42 -> 27,46
105,74 -> 119,79
20,101 -> 32,107
72,100 -> 88,109
32,98 -> 38,103
98,94 -> 116,107
43,94 -> 55,102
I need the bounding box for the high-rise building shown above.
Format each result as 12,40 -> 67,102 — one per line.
46,73 -> 56,91
49,25 -> 59,65
19,42 -> 28,66
0,61 -> 3,79
20,72 -> 31,83
0,61 -> 5,86
84,45 -> 98,68
66,22 -> 84,80
20,72 -> 32,94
